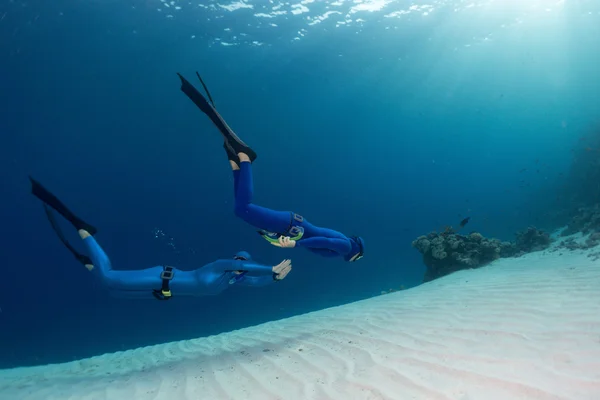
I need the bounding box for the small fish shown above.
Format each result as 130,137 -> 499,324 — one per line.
459,217 -> 470,228
519,168 -> 527,173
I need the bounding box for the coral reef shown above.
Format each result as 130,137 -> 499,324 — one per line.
561,123 -> 600,211
556,232 -> 600,252
412,232 -> 509,282
561,204 -> 600,236
514,226 -> 552,254
525,124 -> 600,238
412,227 -> 552,282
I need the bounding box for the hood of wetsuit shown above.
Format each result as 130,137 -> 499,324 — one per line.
234,251 -> 252,261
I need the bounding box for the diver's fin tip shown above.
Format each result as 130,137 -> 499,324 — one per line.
29,176 -> 42,194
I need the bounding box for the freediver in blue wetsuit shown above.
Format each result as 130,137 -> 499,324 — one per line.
29,177 -> 292,300
177,72 -> 365,262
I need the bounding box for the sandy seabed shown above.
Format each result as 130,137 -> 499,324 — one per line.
1,242 -> 600,400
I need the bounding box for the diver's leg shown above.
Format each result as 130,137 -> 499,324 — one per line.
232,167 -> 240,197
233,158 -> 291,233
302,223 -> 348,240
235,155 -> 254,205
78,230 -> 163,291
77,230 -> 207,298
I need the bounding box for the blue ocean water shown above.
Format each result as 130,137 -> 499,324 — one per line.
0,0 -> 598,370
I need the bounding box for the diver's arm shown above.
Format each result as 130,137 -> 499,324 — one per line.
235,275 -> 278,287
236,259 -> 291,285
295,237 -> 352,255
203,259 -> 274,276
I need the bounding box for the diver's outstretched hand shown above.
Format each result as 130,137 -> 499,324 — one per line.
272,259 -> 292,280
273,236 -> 296,248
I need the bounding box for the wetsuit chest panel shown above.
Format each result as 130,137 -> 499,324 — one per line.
285,213 -> 305,240
259,212 -> 305,244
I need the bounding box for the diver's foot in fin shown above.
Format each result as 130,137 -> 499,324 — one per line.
226,138 -> 257,163
223,142 -> 239,163
224,140 -> 257,164
29,176 -> 98,235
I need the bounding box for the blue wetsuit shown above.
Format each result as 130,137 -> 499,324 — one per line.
83,236 -> 277,299
232,161 -> 363,261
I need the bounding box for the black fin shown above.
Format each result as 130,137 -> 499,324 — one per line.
196,72 -> 216,107
176,73 -> 257,162
223,141 -> 238,162
43,204 -> 93,266
29,176 -> 97,235
177,72 -> 214,115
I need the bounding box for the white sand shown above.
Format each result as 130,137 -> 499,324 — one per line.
2,244 -> 600,400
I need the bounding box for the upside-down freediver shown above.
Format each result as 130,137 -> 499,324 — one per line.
177,72 -> 365,262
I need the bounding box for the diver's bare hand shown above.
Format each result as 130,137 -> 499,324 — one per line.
272,259 -> 292,280
277,236 -> 296,248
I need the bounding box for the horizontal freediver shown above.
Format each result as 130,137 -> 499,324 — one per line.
177,72 -> 365,262
29,177 -> 292,300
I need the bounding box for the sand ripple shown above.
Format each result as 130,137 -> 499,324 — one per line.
1,248 -> 599,399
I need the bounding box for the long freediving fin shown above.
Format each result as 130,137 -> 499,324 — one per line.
29,176 -> 97,234
177,72 -> 215,116
30,176 -> 97,266
196,72 -> 215,107
43,204 -> 93,266
176,72 -> 257,162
